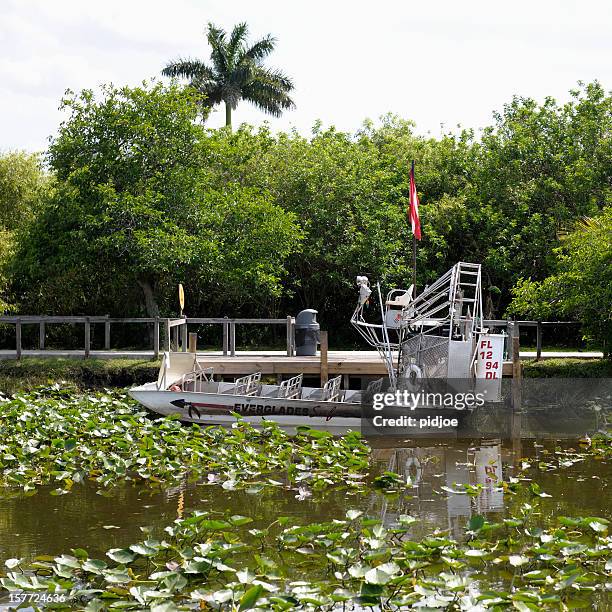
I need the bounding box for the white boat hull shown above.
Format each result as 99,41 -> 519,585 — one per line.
129,383 -> 363,434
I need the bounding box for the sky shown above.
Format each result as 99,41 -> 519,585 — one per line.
2,0 -> 612,152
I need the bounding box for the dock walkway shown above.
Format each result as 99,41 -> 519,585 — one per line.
0,349 -> 603,379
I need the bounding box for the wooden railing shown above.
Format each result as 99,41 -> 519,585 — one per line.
0,315 -> 580,361
0,316 -> 296,360
483,319 -> 580,361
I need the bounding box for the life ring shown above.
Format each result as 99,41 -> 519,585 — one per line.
404,364 -> 422,384
407,364 -> 422,377
169,384 -> 182,392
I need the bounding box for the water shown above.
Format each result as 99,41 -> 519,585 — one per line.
1,438 -> 609,563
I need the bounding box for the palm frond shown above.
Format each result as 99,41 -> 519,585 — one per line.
242,35 -> 276,63
227,22 -> 249,61
162,59 -> 215,81
242,78 -> 295,116
207,22 -> 229,74
559,215 -> 603,240
251,66 -> 295,93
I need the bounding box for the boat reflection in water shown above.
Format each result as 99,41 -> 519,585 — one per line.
370,440 -> 508,539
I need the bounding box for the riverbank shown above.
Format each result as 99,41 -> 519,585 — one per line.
0,358 -> 159,393
0,356 -> 609,393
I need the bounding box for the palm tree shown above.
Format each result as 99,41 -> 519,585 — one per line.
162,22 -> 295,128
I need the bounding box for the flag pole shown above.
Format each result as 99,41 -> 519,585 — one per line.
411,160 -> 417,294
412,231 -> 417,293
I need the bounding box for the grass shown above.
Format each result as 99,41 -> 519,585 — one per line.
0,358 -> 161,393
523,358 -> 612,378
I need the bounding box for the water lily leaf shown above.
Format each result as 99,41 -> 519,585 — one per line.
364,562 -> 399,585
102,568 -> 131,584
469,515 -> 486,531
183,560 -> 212,574
441,485 -> 464,494
206,589 -> 234,604
348,563 -> 368,578
509,555 -> 529,567
529,483 -> 552,497
236,569 -> 256,584
107,548 -> 136,564
230,515 -> 253,526
130,542 -> 158,556
160,572 -> 188,592
589,521 -> 608,533
64,438 -> 77,451
198,519 -> 231,530
512,601 -> 540,611
465,549 -> 488,558
239,584 -> 264,610
72,548 -> 89,559
561,544 -> 588,557
83,559 -> 108,574
54,554 -> 81,569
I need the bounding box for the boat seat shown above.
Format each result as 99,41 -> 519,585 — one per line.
321,375 -> 343,401
386,285 -> 414,307
366,377 -> 384,395
233,372 -> 261,396
343,389 -> 362,403
277,373 -> 303,399
177,367 -> 215,392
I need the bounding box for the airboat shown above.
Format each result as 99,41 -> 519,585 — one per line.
129,262 -> 505,430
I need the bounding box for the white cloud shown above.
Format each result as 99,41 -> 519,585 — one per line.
2,0 -> 612,151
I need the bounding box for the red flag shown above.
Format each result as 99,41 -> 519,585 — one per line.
409,160 -> 422,240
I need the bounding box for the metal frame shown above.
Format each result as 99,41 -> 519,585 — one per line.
351,262 -> 487,387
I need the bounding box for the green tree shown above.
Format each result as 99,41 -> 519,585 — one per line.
0,152 -> 50,313
162,22 -> 295,128
10,83 -> 301,318
508,207 -> 612,353
0,151 -> 49,230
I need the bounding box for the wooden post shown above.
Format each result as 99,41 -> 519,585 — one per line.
188,332 -> 197,353
16,319 -> 21,361
510,322 -> 522,438
104,316 -> 111,350
230,321 -> 236,357
320,330 -> 329,385
153,317 -> 160,358
222,319 -> 229,356
181,321 -> 188,352
286,315 -> 293,357
165,319 -> 171,352
84,317 -> 91,359
535,320 -> 542,362
39,320 -> 45,350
